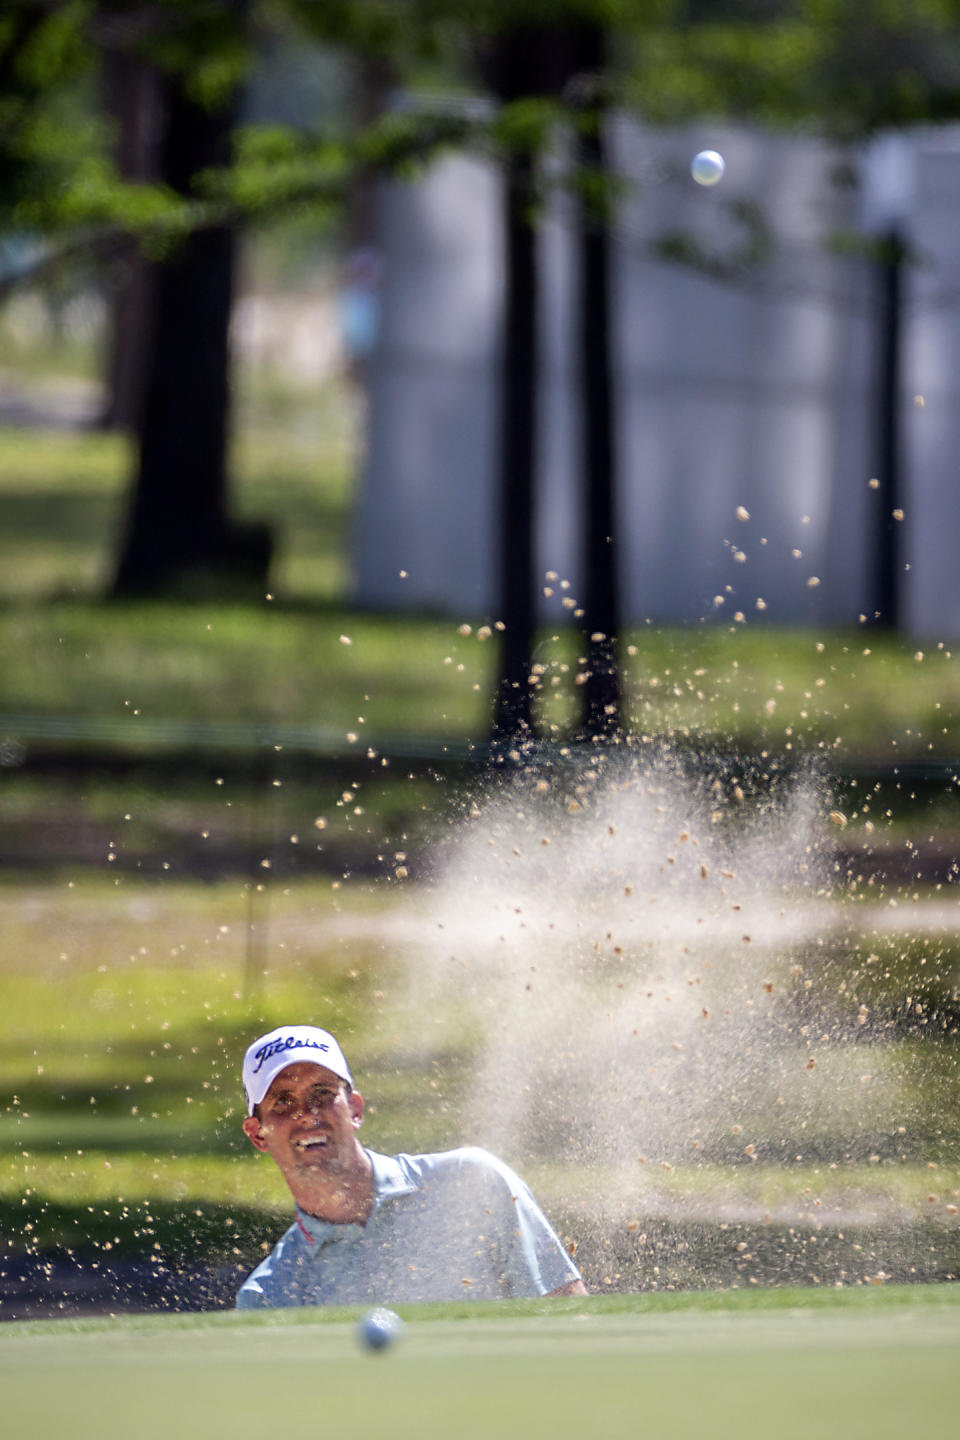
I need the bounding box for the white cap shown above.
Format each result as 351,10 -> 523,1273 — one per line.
242,1025 -> 353,1115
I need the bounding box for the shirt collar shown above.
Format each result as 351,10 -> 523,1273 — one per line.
294,1150 -> 417,1245
368,1149 -> 418,1202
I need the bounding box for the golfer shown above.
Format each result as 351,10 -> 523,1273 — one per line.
237,1023 -> 587,1307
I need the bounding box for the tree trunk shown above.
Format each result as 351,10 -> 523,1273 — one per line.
491,150 -> 538,742
97,46 -> 160,433
113,71 -> 270,596
481,24 -> 585,745
868,228 -> 905,629
576,45 -> 622,741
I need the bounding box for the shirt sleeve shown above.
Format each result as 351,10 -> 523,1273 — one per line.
236,1272 -> 269,1308
462,1149 -> 582,1297
235,1226 -> 298,1309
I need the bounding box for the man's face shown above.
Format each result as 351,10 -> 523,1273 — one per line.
241,1062 -> 364,1183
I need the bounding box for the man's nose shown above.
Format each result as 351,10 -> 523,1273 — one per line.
294,1096 -> 326,1118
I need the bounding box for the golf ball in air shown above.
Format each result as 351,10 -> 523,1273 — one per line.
358,1307 -> 403,1351
691,150 -> 725,186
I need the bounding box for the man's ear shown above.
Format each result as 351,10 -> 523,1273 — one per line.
348,1090 -> 365,1130
242,1114 -> 269,1152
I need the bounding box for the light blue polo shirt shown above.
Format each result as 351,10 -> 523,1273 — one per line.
236,1146 -> 581,1308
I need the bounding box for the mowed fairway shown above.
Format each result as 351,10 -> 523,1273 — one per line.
3,1286 -> 959,1439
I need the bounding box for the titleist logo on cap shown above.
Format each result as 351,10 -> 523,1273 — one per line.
242,1024 -> 352,1114
251,1035 -> 330,1074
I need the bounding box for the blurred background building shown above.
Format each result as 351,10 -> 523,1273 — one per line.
354,121 -> 960,639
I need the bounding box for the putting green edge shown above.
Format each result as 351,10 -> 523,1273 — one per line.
3,1279 -> 960,1340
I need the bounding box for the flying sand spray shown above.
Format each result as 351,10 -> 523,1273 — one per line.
395,739 -> 958,1291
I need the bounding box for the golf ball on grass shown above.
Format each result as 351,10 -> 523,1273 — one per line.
691,150 -> 725,186
358,1307 -> 403,1352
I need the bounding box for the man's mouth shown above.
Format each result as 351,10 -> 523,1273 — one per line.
294,1133 -> 329,1152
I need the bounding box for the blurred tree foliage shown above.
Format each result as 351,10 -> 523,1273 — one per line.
4,2 -> 958,270
3,0 -> 960,598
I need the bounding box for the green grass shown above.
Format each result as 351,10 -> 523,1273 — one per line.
2,1286 -> 959,1439
0,598 -> 497,741
1,424 -> 960,761
2,588 -> 959,761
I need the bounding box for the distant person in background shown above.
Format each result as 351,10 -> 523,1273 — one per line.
237,1023 -> 587,1308
339,246 -> 382,386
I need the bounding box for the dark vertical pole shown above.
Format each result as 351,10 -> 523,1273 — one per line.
870,227 -> 905,629
491,152 -> 538,742
576,43 -> 621,740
